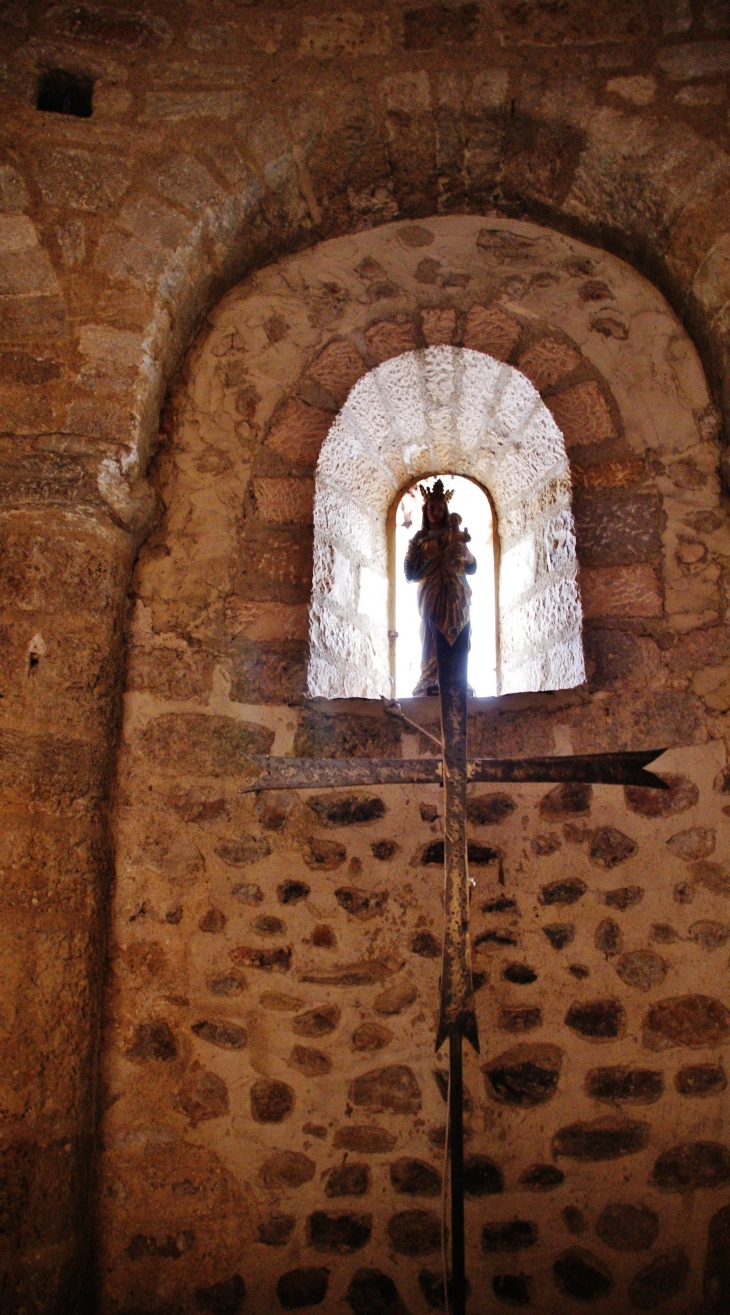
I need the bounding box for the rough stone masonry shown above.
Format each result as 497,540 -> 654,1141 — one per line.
1,2 -> 730,1312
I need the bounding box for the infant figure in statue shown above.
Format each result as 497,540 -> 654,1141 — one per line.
404,479 -> 477,696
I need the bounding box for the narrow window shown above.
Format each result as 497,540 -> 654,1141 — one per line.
392,475 -> 497,698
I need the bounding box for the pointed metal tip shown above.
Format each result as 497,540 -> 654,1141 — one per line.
463,1010 -> 480,1055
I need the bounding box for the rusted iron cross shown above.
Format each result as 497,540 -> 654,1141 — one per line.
245,625 -> 667,1315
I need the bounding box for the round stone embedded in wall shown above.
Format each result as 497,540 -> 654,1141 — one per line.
387,1209 -> 440,1255
540,782 -> 592,817
289,1045 -> 332,1077
175,1069 -> 229,1127
278,880 -> 311,904
216,836 -> 271,866
194,1274 -> 245,1315
346,1269 -> 405,1315
232,882 -> 264,907
585,1067 -> 664,1104
553,1249 -> 614,1300
675,1064 -> 727,1097
595,1203 -> 659,1252
208,973 -> 247,997
519,1164 -> 564,1191
467,792 -> 516,824
125,1020 -> 177,1062
348,1065 -> 422,1114
335,887 -> 388,920
252,915 -> 285,935
199,907 -> 226,933
482,1220 -> 537,1252
667,827 -> 715,860
325,1164 -> 370,1197
463,1155 -> 504,1196
499,1006 -> 542,1032
191,1020 -> 247,1050
250,1078 -> 295,1124
258,1215 -> 295,1247
309,924 -> 337,948
562,1206 -> 586,1235
484,1044 -> 562,1107
704,1205 -> 730,1309
503,963 -> 538,984
308,793 -> 386,825
373,981 -> 418,1015
540,878 -> 586,906
260,1151 -> 316,1189
303,837 -> 347,870
351,1023 -> 392,1052
371,839 -> 399,860
687,920 -> 730,949
595,918 -> 623,955
624,775 -> 698,817
334,1127 -> 396,1154
652,1142 -> 730,1191
292,1005 -> 340,1037
410,930 -> 441,958
230,945 -> 292,973
542,923 -> 574,950
492,1273 -> 532,1305
565,999 -> 625,1041
589,827 -> 637,868
308,1211 -> 372,1254
614,951 -> 668,992
552,1119 -> 649,1161
389,1158 -> 441,1196
277,1268 -> 330,1309
419,1269 -> 472,1310
628,1247 -> 689,1309
604,885 -> 644,911
642,995 -> 730,1050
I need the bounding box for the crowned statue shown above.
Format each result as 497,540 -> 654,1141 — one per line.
404,478 -> 477,696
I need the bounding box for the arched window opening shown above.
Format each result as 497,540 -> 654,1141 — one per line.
392,476 -> 497,698
308,346 -> 584,701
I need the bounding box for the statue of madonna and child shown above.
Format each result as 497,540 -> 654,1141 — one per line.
404,478 -> 477,696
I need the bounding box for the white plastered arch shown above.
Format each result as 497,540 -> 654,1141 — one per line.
308,346 -> 585,699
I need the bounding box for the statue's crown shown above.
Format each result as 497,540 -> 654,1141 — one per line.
418,478 -> 453,504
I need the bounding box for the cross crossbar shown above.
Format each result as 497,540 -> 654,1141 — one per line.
243,749 -> 669,791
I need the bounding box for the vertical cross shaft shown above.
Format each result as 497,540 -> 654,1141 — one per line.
434,622 -> 479,1054
433,622 -> 479,1315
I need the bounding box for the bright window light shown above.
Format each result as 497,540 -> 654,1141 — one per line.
394,475 -> 497,698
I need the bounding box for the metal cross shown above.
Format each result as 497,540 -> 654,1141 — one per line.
245,625 -> 667,1314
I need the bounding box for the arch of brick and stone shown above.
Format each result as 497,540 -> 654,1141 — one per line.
93,216 -> 729,1313
309,345 -> 584,698
2,9 -> 730,1309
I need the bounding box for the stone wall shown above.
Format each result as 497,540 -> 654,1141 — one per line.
2,2 -> 730,1310
96,215 -> 730,1312
101,709 -> 730,1312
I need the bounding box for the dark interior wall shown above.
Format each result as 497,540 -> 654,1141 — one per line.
1,2 -> 730,1309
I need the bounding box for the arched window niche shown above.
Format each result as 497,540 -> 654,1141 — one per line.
308,346 -> 585,700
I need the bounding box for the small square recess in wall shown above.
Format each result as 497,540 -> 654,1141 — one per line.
37,69 -> 93,117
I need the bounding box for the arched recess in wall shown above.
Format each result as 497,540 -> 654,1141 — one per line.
308,346 -> 584,700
